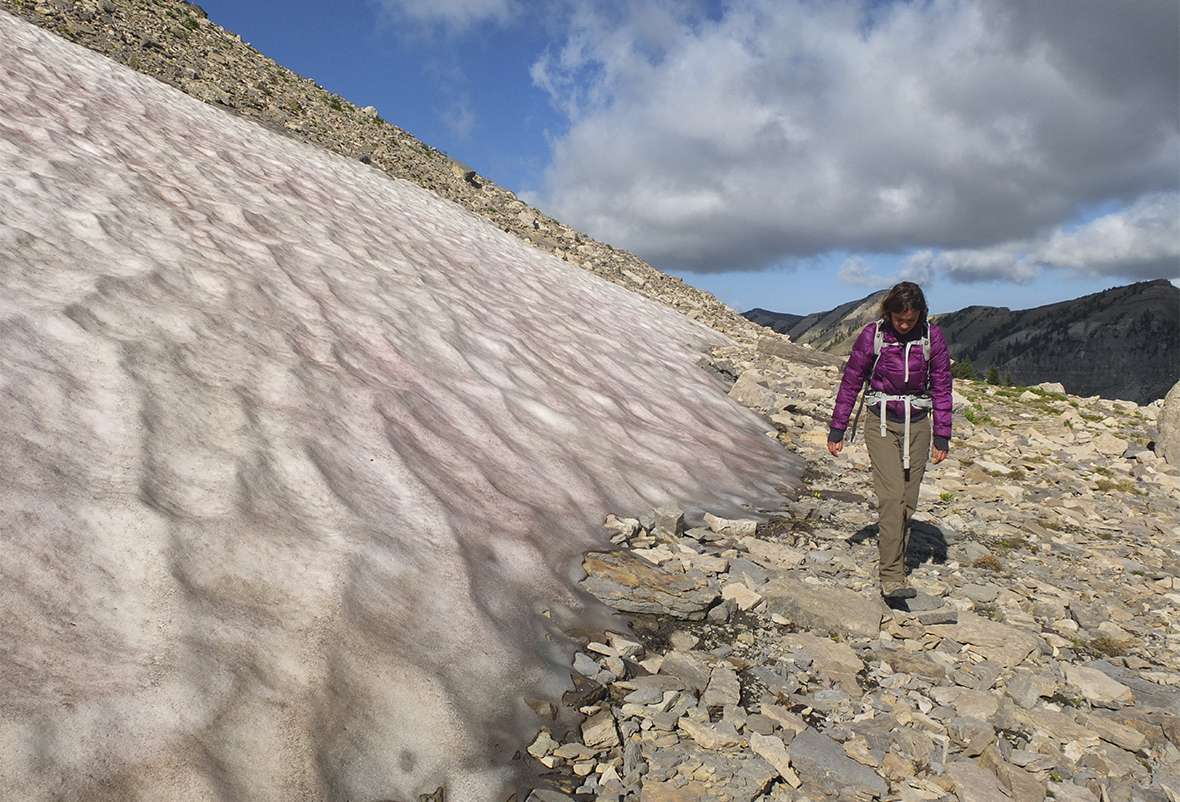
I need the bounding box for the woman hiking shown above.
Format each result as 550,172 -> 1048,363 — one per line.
827,282 -> 952,600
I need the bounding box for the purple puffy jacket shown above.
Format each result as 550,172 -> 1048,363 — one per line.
829,320 -> 953,442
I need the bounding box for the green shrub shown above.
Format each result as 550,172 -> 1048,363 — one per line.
963,406 -> 993,425
951,359 -> 978,380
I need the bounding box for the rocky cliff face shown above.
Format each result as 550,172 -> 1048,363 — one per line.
933,280 -> 1179,404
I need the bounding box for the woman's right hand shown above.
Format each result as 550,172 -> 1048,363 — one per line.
827,440 -> 843,457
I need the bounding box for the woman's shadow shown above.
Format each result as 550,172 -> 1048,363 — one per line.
847,519 -> 952,607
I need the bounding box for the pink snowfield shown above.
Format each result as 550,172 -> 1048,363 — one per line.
0,11 -> 800,801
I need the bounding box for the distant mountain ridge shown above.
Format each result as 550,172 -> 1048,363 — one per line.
744,279 -> 1179,404
742,308 -> 805,334
775,291 -> 888,354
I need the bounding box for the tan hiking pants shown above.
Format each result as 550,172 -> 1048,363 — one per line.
865,413 -> 931,585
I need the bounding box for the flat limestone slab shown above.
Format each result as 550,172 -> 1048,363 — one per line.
790,728 -> 888,796
1082,660 -> 1180,715
1064,665 -> 1135,707
582,551 -> 720,619
643,743 -> 778,802
928,613 -> 1040,668
784,631 -> 864,671
763,578 -> 882,638
945,759 -> 1013,802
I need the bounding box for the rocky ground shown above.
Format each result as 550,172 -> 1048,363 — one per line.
517,352 -> 1180,802
5,3 -> 1179,800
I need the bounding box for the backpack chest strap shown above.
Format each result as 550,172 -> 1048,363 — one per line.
865,392 -> 932,471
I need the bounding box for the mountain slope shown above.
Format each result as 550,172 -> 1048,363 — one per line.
0,13 -> 798,801
933,279 -> 1179,403
744,290 -> 887,354
743,307 -> 805,334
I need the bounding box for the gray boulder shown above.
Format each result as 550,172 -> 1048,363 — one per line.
789,728 -> 888,796
1158,380 -> 1180,465
728,371 -> 778,411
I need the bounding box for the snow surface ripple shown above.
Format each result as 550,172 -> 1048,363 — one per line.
0,12 -> 801,801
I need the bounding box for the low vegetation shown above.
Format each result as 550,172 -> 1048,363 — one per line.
993,536 -> 1031,555
1094,478 -> 1145,496
972,554 -> 1003,572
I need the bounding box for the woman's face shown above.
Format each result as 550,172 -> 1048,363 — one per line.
890,308 -> 920,335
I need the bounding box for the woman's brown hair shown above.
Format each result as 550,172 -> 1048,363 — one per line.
880,281 -> 928,325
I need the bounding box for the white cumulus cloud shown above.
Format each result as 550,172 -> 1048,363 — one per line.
531,0 -> 1179,279
893,193 -> 1180,284
1035,193 -> 1180,279
838,256 -> 887,288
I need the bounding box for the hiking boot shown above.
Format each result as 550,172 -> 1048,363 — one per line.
881,581 -> 916,600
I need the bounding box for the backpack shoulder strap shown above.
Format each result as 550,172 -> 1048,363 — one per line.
921,323 -> 933,391
850,322 -> 883,443
866,320 -> 885,384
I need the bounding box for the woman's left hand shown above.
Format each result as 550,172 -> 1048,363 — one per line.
931,448 -> 948,464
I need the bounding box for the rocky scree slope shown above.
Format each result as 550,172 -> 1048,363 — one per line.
516,349 -> 1180,801
0,0 -> 775,348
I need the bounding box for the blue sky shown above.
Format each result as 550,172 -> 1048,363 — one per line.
196,0 -> 1179,316
194,0 -> 559,197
